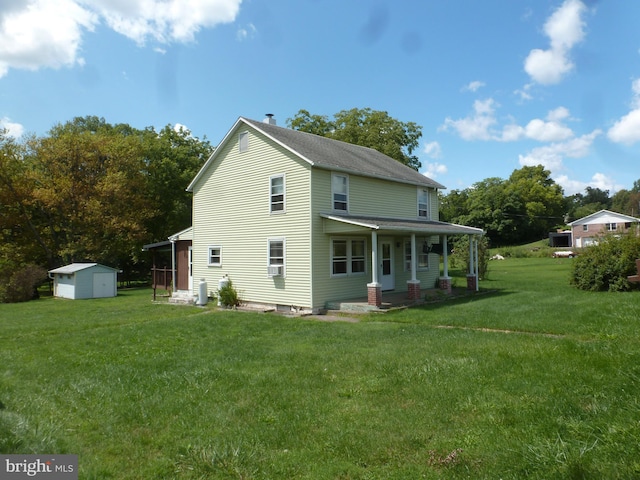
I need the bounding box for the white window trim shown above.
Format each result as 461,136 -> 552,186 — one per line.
417,187 -> 430,219
330,237 -> 368,277
331,173 -> 349,212
238,131 -> 249,152
270,173 -> 286,214
208,245 -> 222,267
404,237 -> 430,271
267,237 -> 286,278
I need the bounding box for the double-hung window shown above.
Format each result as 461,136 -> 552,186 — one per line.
208,246 -> 222,266
606,223 -> 617,232
418,188 -> 429,218
268,238 -> 285,277
332,174 -> 348,211
331,238 -> 366,276
270,174 -> 285,213
404,237 -> 430,271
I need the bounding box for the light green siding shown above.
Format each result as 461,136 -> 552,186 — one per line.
192,126 -> 313,308
310,169 -> 441,307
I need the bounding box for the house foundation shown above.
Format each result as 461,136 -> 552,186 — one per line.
466,274 -> 477,291
439,276 -> 452,294
367,282 -> 382,307
407,280 -> 421,300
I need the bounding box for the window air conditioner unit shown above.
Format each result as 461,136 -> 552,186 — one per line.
268,265 -> 283,276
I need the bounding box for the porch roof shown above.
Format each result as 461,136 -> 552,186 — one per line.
321,213 -> 484,236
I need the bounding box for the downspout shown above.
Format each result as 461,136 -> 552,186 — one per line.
170,238 -> 176,296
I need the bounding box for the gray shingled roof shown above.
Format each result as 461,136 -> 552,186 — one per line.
321,214 -> 484,236
241,117 -> 445,189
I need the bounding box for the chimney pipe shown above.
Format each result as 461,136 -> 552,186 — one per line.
263,113 -> 276,125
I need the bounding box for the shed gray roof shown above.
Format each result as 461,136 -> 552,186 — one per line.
188,117 -> 445,191
48,263 -> 119,274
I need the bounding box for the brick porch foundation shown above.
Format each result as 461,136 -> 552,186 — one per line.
466,274 -> 477,291
367,282 -> 382,307
439,276 -> 452,294
407,280 -> 421,301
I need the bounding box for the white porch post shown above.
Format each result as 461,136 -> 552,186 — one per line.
407,233 -> 421,300
439,234 -> 452,294
475,236 -> 480,291
466,235 -> 478,291
368,230 -> 382,307
410,233 -> 417,281
468,234 -> 474,275
442,235 -> 449,278
370,230 -> 379,284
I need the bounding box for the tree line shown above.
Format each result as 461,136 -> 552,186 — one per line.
1,109 -> 638,301
0,116 -> 213,289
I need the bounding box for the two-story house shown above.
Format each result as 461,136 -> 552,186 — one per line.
184,116 -> 483,313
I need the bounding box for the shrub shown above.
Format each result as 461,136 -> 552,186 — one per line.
570,233 -> 640,292
451,235 -> 490,280
217,279 -> 241,308
0,264 -> 48,303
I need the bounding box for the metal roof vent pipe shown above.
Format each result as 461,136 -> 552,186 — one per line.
263,113 -> 276,125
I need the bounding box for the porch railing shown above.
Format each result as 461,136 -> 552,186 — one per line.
151,267 -> 173,300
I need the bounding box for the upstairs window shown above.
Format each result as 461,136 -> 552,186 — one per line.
583,224 -> 588,232
606,223 -> 617,232
270,174 -> 285,213
239,131 -> 249,152
332,174 -> 348,211
418,188 -> 429,218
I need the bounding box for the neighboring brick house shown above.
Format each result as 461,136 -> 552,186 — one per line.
568,209 -> 640,248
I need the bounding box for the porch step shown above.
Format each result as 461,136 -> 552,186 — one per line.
168,293 -> 197,305
325,301 -> 387,313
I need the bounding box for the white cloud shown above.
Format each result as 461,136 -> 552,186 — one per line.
607,78 -> 640,145
85,0 -> 241,44
423,141 -> 442,159
440,98 -> 498,141
0,0 -> 97,77
555,172 -> 624,196
443,102 -> 575,143
462,80 -> 485,92
423,162 -> 448,179
524,0 -> 587,85
0,0 -> 242,77
518,129 -> 602,173
0,117 -> 24,137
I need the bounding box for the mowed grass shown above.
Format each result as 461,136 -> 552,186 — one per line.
2,259 -> 640,479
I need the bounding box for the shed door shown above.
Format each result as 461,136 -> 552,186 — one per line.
93,272 -> 115,298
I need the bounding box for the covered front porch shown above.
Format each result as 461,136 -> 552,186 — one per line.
321,214 -> 484,310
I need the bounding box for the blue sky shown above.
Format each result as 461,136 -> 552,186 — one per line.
1,0 -> 639,195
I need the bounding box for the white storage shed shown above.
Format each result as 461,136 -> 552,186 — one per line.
49,263 -> 119,299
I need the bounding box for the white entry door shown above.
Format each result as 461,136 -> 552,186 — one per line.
379,240 -> 395,291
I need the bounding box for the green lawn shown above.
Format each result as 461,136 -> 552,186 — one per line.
2,258 -> 640,479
